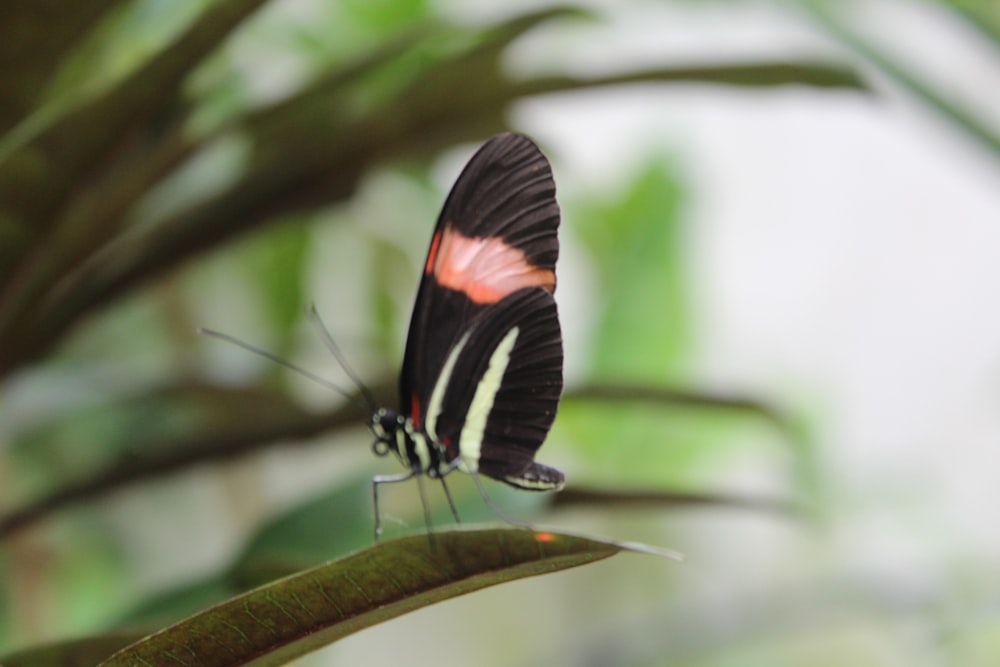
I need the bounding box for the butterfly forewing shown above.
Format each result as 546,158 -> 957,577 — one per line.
400,133 -> 561,436
430,133 -> 559,270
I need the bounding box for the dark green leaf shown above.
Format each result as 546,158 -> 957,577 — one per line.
1,633 -> 147,667
99,529 -> 623,666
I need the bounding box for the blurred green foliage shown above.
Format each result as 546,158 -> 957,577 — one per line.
579,159 -> 690,382
16,0 -> 999,664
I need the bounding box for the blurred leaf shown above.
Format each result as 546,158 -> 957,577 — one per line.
564,383 -> 826,515
0,3 -> 869,655
0,0 -> 267,256
0,374 -> 798,539
0,7 -> 575,380
567,383 -> 790,431
52,518 -> 131,633
574,158 -> 689,381
341,0 -> 430,33
370,235 -> 412,360
0,0 -> 269,373
0,574 -> 7,647
558,401 -> 781,487
48,1 -> 217,101
942,0 -> 1000,47
100,529 -> 623,666
804,0 -> 1000,162
0,2 -> 865,382
0,1 -> 121,133
517,59 -> 867,95
237,219 -> 312,352
551,486 -> 800,517
0,381 -> 391,539
563,158 -> 800,485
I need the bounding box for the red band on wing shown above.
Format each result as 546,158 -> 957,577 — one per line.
430,224 -> 555,304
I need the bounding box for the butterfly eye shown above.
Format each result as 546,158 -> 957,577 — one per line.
371,408 -> 401,457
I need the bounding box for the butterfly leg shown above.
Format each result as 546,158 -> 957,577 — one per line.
438,475 -> 461,526
432,458 -> 463,526
414,471 -> 435,536
372,468 -> 418,541
469,470 -> 533,530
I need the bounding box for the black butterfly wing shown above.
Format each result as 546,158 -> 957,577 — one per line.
399,133 -> 561,437
423,287 -> 564,489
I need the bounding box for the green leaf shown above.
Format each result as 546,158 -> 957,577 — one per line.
99,529 -> 623,666
1,633 -> 147,667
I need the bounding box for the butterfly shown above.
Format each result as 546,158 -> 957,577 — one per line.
368,132 -> 565,536
202,133 -> 565,538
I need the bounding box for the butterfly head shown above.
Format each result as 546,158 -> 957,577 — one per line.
370,407 -> 405,459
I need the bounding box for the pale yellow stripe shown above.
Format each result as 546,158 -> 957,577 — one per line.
459,326 -> 520,472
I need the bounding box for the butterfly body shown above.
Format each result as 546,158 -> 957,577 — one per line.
369,133 -> 565,526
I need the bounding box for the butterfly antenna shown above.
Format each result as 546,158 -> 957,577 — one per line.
307,304 -> 379,413
199,328 -> 370,415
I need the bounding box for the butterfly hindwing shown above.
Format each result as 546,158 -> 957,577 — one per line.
424,286 -> 563,489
